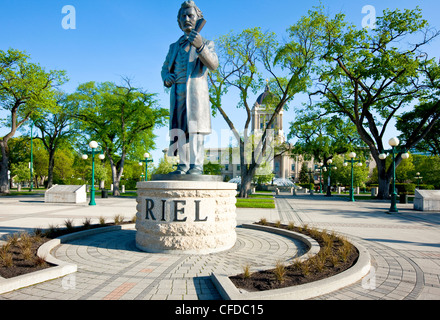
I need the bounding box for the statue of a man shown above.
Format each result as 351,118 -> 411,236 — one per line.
161,0 -> 219,175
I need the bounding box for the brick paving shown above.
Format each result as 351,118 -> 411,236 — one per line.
1,193 -> 440,300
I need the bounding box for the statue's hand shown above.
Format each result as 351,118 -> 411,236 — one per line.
164,73 -> 176,88
188,30 -> 203,49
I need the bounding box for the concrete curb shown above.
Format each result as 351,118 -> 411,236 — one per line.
211,224 -> 371,300
0,224 -> 135,295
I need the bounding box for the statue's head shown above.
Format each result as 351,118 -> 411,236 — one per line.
177,1 -> 203,34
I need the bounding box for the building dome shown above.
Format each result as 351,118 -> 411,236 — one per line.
255,83 -> 271,106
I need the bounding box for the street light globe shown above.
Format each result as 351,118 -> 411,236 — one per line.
89,141 -> 98,149
98,154 -> 105,160
139,162 -> 143,166
379,153 -> 387,160
327,159 -> 333,164
82,154 -> 88,160
349,152 -> 356,159
416,172 -> 420,176
401,152 -> 409,159
389,137 -> 400,147
144,152 -> 150,159
343,162 -> 348,167
357,162 -> 363,167
319,162 -> 323,167
334,167 -> 337,170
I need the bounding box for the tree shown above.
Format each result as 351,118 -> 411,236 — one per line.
152,157 -> 175,175
289,111 -> 367,164
0,49 -> 67,193
10,162 -> 30,187
74,78 -> 168,196
31,92 -> 78,188
210,17 -> 323,197
298,162 -> 309,184
397,101 -> 440,156
309,7 -> 440,199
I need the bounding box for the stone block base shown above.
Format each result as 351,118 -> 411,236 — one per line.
135,179 -> 237,254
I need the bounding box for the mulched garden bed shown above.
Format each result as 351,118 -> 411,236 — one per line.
230,221 -> 359,292
0,220 -> 131,279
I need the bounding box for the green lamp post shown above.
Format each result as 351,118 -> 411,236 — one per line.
379,137 -> 409,213
324,159 -> 337,197
415,172 -> 422,189
343,152 -> 362,202
138,152 -> 153,181
317,162 -> 324,194
82,141 -> 105,206
29,120 -> 34,192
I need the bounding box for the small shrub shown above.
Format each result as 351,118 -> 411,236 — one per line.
0,251 -> 13,268
99,216 -> 106,225
83,217 -> 92,229
287,222 -> 295,230
274,260 -> 286,283
114,214 -> 124,225
47,224 -> 59,237
21,246 -> 33,261
242,263 -> 252,279
33,255 -> 47,267
259,218 -> 268,226
6,233 -> 19,246
33,228 -> 44,237
131,214 -> 137,223
64,219 -> 75,230
18,232 -> 32,251
275,220 -> 281,228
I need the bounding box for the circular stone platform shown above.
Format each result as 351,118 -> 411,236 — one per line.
0,227 -> 307,300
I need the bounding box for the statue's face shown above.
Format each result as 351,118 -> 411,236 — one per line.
179,7 -> 198,34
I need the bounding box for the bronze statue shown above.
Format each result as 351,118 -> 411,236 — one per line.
161,0 -> 218,175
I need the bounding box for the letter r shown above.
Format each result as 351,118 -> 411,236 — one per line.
145,199 -> 156,220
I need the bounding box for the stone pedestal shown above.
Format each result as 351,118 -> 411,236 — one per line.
135,176 -> 237,254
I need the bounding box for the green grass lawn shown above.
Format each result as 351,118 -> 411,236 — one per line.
236,197 -> 275,208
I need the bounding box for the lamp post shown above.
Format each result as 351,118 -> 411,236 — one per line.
379,137 -> 409,213
82,141 -> 105,206
324,159 -> 337,197
415,172 -> 422,189
317,162 -> 324,194
29,120 -> 34,192
343,152 -> 362,202
138,152 -> 153,181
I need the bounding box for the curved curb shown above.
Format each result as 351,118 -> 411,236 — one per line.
0,224 -> 135,295
211,224 -> 371,300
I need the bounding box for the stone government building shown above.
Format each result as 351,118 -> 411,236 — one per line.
163,85 -> 376,183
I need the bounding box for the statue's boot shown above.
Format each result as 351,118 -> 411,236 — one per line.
187,164 -> 203,175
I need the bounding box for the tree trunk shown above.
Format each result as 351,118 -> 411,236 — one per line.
108,154 -> 125,197
239,171 -> 253,198
47,149 -> 56,189
0,140 -> 10,194
376,159 -> 391,199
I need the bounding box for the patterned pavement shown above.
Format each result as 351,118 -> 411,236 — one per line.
1,193 -> 440,300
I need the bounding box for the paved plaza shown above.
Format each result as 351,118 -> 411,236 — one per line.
0,193 -> 440,300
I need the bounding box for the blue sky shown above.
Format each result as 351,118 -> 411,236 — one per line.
1,0 -> 440,164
